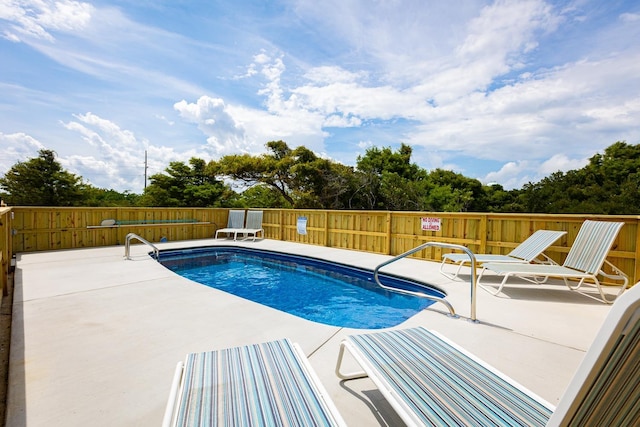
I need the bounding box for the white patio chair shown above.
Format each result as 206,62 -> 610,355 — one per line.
237,210 -> 264,241
479,220 -> 628,303
214,209 -> 246,240
440,229 -> 566,280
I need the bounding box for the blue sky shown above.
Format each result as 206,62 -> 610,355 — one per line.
1,0 -> 639,193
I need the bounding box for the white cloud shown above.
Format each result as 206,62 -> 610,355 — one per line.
0,0 -> 94,42
291,0 -> 479,70
247,1 -> 588,158
409,0 -> 558,103
2,1 -> 639,194
323,114 -> 362,128
292,80 -> 420,120
174,10 -> 640,175
174,96 -> 249,155
304,66 -> 367,84
227,102 -> 327,153
403,50 -> 640,164
457,0 -> 556,59
174,52 -> 335,155
1,0 -> 208,100
0,132 -> 46,174
59,113 -> 213,191
357,141 -> 373,150
482,153 -> 589,190
155,115 -> 175,126
539,154 -> 588,175
61,113 -> 149,190
483,160 -> 537,189
620,13 -> 640,23
2,31 -> 20,42
38,0 -> 93,31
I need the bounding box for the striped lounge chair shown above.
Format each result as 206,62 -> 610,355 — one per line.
478,220 -> 628,303
440,229 -> 566,280
214,210 -> 246,241
336,281 -> 640,426
164,339 -> 346,427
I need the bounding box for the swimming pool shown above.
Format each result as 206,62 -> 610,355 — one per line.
158,247 -> 445,329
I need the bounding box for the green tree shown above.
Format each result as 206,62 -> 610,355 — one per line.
356,143 -> 419,179
0,149 -> 88,206
211,141 -> 360,208
483,184 -> 522,213
514,141 -> 640,214
355,144 -> 492,211
377,169 -> 432,211
426,169 -> 486,212
210,141 -> 295,205
84,188 -> 140,206
139,157 -> 231,207
355,144 -> 430,210
236,184 -> 291,208
288,147 -> 358,208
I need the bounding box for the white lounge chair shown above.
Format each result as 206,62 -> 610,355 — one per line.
164,339 -> 346,427
214,209 -> 245,240
440,229 -> 566,280
336,281 -> 640,426
479,220 -> 628,303
237,210 -> 264,241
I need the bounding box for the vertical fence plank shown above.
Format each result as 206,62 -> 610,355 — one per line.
385,212 -> 392,254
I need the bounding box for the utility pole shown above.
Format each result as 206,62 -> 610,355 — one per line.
144,150 -> 148,189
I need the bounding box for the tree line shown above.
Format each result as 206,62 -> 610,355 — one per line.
1,141 -> 639,214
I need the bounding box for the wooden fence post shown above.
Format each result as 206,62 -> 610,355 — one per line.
279,209 -> 284,241
324,210 -> 329,247
479,214 -> 488,253
386,211 -> 392,255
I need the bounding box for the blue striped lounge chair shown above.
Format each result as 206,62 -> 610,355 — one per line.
214,210 -> 246,241
237,210 -> 264,241
478,221 -> 628,303
440,229 -> 567,280
335,281 -> 640,426
163,338 -> 346,427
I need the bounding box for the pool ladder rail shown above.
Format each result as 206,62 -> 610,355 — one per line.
124,233 -> 159,260
373,242 -> 478,322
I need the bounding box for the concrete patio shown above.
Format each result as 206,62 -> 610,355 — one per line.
6,238 -> 615,426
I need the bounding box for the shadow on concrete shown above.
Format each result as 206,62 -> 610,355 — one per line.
3,265 -> 26,427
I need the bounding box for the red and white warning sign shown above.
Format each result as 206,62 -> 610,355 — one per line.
421,217 -> 441,231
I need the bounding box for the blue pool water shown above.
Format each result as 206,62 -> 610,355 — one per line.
158,247 -> 444,329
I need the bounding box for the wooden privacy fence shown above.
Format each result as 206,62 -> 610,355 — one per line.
1,207 -> 12,304
9,207 -> 224,250
4,207 -> 640,290
267,209 -> 639,286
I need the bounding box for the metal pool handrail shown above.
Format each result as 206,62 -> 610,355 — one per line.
373,242 -> 478,322
124,233 -> 159,260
